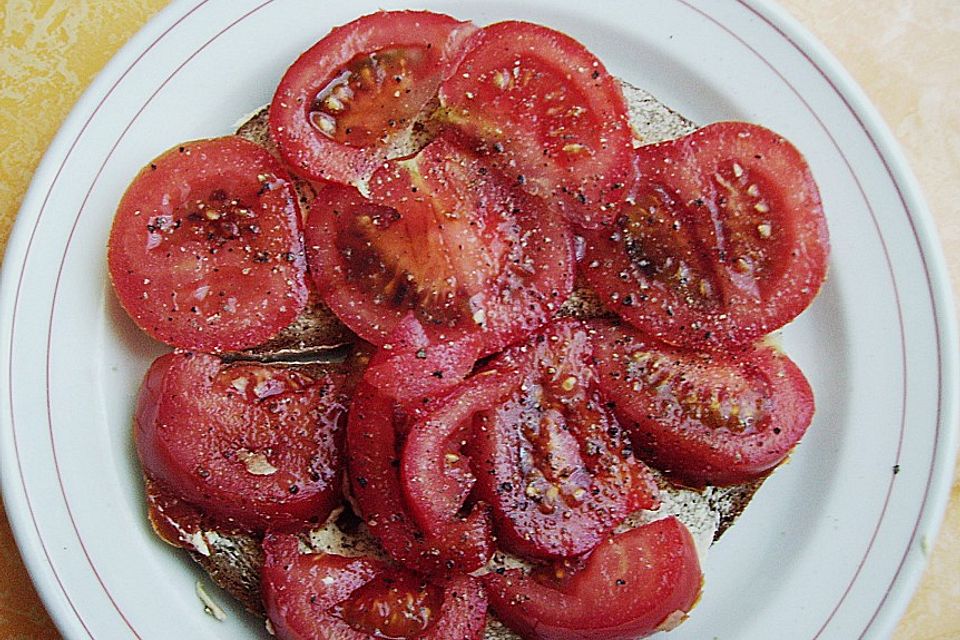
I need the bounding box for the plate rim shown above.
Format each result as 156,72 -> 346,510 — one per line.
733,1 -> 959,635
0,2 -> 229,637
1,0 -> 957,638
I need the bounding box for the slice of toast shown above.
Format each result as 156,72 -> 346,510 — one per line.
148,81 -> 767,638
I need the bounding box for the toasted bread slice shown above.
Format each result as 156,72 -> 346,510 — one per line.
146,81 -> 767,638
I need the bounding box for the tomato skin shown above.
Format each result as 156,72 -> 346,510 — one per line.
482,516 -> 703,640
471,319 -> 659,560
270,11 -> 476,185
108,137 -> 308,353
305,138 -> 574,356
591,320 -> 815,486
582,122 -> 829,351
347,381 -> 494,575
262,533 -> 488,640
440,21 -> 637,228
135,352 -> 348,532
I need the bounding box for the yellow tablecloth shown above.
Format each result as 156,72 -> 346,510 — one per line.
1,1 -> 957,638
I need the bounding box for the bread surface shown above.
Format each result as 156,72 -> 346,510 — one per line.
149,80 -> 766,637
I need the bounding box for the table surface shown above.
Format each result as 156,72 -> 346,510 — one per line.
0,1 -> 957,638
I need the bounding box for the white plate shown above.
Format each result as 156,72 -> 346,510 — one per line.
1,1 -> 957,638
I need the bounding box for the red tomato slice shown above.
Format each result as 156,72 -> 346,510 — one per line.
401,367 -> 519,537
471,319 -> 658,559
108,136 -> 308,353
591,320 -> 815,486
439,21 -> 637,228
362,312 -> 483,406
306,137 -> 574,355
270,11 -> 476,185
135,352 -> 348,531
582,122 -> 829,351
262,533 -> 487,640
483,516 -> 703,640
347,381 -> 493,575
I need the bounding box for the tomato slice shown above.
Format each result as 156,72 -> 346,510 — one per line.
306,137 -> 574,355
270,11 -> 476,185
262,533 -> 487,640
401,367 -> 519,538
108,136 -> 308,353
482,516 -> 703,640
135,352 -> 348,531
347,381 -> 493,575
471,319 -> 658,559
591,320 -> 815,486
439,21 -> 637,228
362,312 -> 483,407
582,122 -> 829,351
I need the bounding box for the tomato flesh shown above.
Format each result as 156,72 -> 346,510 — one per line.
471,319 -> 658,559
347,381 -> 493,575
306,137 -> 574,355
483,516 -> 702,640
108,136 -> 308,353
591,320 -> 815,486
262,533 -> 487,640
336,571 -> 443,638
270,11 -> 476,185
135,352 -> 348,531
440,21 -> 636,228
309,46 -> 436,149
582,122 -> 829,351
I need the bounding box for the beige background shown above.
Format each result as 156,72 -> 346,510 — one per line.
0,0 -> 957,638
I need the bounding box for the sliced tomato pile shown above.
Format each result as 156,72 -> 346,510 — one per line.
262,533 -> 487,640
591,319 -> 815,486
135,352 -> 349,532
113,9 -> 831,640
305,137 -> 574,357
582,122 -> 829,352
108,136 -> 308,353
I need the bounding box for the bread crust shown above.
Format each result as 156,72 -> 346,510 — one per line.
145,80 -> 768,637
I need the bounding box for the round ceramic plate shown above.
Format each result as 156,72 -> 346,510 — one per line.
1,0 -> 957,638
